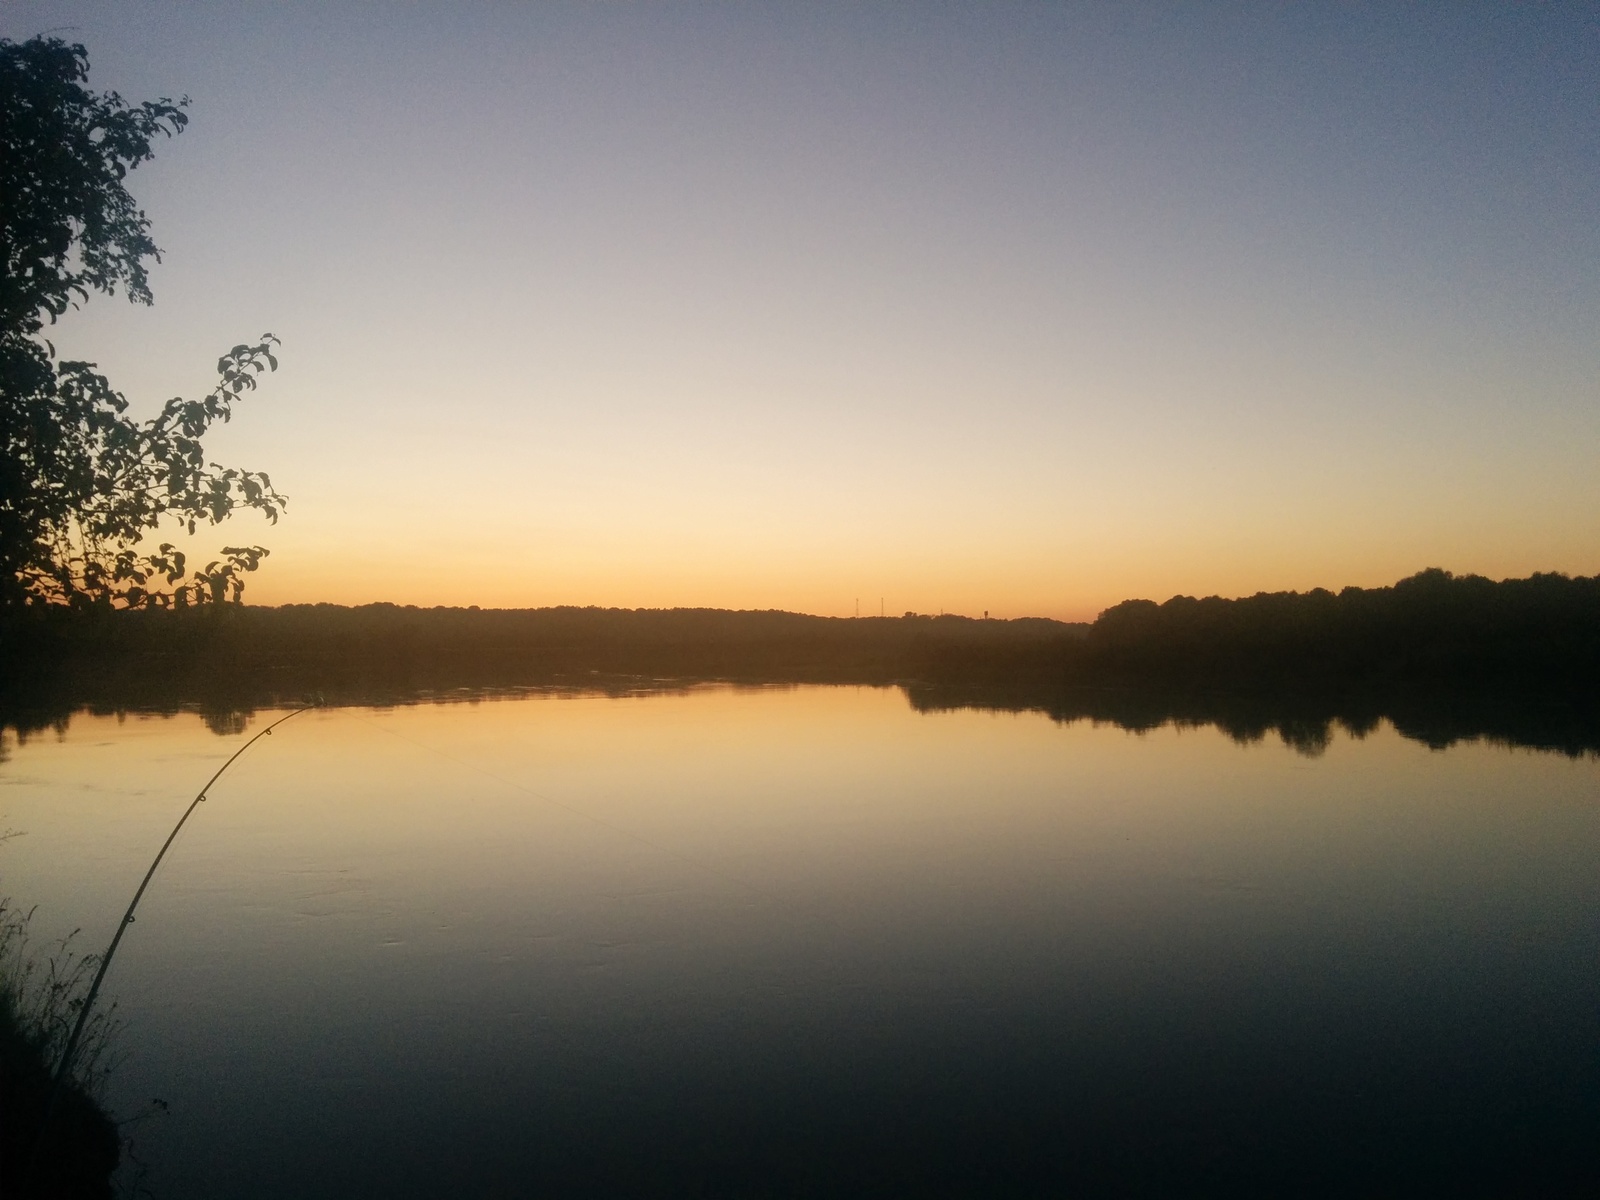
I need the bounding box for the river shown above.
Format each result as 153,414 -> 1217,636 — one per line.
4,683 -> 1598,1196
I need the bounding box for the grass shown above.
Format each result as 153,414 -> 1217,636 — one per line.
0,879 -> 123,1199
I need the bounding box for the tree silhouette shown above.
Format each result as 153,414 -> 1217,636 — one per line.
1,36 -> 285,615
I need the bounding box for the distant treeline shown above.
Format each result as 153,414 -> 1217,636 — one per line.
3,568 -> 1599,754
1086,567 -> 1600,687
3,602 -> 1084,699
8,565 -> 1598,686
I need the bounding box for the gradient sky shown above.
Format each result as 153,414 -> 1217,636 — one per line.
7,2 -> 1599,618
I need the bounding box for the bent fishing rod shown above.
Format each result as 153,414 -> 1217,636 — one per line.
34,702 -> 316,1144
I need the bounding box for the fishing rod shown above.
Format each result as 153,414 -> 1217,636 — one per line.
30,701 -> 315,1169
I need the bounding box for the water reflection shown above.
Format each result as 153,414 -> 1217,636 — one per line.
5,672 -> 1600,760
905,681 -> 1600,758
3,686 -> 1599,1197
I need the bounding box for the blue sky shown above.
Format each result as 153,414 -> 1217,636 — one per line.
8,2 -> 1598,615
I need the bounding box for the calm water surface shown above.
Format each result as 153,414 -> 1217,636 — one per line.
4,685 -> 1599,1197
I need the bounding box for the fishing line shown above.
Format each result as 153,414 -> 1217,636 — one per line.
31,694 -> 778,1178
30,702 -> 315,1171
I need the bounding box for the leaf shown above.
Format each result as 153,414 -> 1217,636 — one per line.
0,38 -> 288,611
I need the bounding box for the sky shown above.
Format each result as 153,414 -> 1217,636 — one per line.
6,2 -> 1599,619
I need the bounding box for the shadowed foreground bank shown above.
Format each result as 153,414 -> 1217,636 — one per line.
4,568 -> 1599,755
0,897 -> 122,1200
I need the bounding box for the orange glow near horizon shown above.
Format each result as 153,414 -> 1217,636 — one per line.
236,534 -> 1599,623
197,453 -> 1600,620
14,4 -> 1600,619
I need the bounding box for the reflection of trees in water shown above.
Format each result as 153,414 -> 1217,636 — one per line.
902,682 -> 1600,759
4,567 -> 1599,757
3,668 -> 1598,760
201,708 -> 250,737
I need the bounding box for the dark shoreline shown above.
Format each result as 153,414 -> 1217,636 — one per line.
7,667 -> 1600,763
4,567 -> 1598,756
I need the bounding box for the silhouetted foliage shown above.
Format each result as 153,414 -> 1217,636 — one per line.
4,569 -> 1599,757
1083,568 -> 1600,689
1,36 -> 284,617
